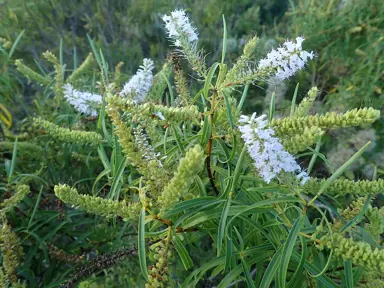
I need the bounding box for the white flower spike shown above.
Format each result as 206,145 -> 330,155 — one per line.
258,37 -> 314,80
120,58 -> 155,103
63,84 -> 102,117
162,9 -> 198,47
239,112 -> 309,184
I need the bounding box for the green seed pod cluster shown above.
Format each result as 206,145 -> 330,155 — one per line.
175,32 -> 206,78
214,93 -> 240,137
0,184 -> 30,213
224,36 -> 259,85
0,221 -> 23,284
33,118 -> 102,146
332,197 -> 367,231
365,206 -> 384,238
78,281 -> 92,288
158,145 -> 204,215
147,60 -> 173,102
174,67 -> 190,106
293,86 -> 318,117
70,152 -> 100,164
67,53 -> 95,84
340,197 -> 366,220
0,37 -> 12,49
358,279 -> 384,288
107,94 -> 200,125
271,108 -> 380,135
320,233 -> 384,273
15,59 -> 51,86
301,178 -> 384,196
42,50 -> 64,97
106,105 -> 170,196
106,104 -> 145,167
0,141 -> 44,161
3,128 -> 31,141
146,241 -> 172,288
54,184 -> 140,220
281,126 -> 324,154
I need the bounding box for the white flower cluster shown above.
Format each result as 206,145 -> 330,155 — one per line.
133,126 -> 164,167
120,58 -> 154,103
162,9 -> 198,47
62,84 -> 102,117
258,37 -> 314,80
239,113 -> 309,184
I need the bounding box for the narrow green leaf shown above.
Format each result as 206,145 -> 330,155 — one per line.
99,100 -> 112,146
203,62 -> 220,99
230,145 -> 247,193
291,252 -> 340,288
224,233 -> 233,271
221,15 -> 227,63
259,247 -> 283,288
241,257 -> 256,288
92,169 -> 111,195
182,257 -> 225,288
138,208 -> 148,281
59,38 -> 63,65
217,265 -> 243,288
233,226 -> 244,250
163,197 -> 219,218
287,236 -> 307,288
269,91 -> 276,122
307,137 -> 322,175
221,90 -> 235,129
343,260 -> 353,288
183,205 -> 271,229
227,196 -> 301,226
237,84 -> 249,111
277,215 -> 303,287
162,72 -> 174,106
97,145 -> 111,170
87,34 -> 101,67
174,235 -> 194,270
109,157 -> 128,200
73,46 -> 78,69
28,186 -> 44,229
217,196 -> 232,256
194,176 -> 207,197
199,116 -> 211,147
9,137 -> 18,180
352,267 -> 364,287
290,83 -> 299,116
307,250 -> 334,278
99,49 -> 109,82
308,141 -> 371,206
172,125 -> 185,153
8,30 -> 25,60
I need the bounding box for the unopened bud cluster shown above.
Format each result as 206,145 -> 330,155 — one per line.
158,145 -> 204,214
146,241 -> 172,288
320,233 -> 384,273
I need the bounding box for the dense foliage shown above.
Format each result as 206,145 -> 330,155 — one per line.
1,1 -> 384,287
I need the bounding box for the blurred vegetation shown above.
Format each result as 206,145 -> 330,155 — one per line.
0,0 -> 384,287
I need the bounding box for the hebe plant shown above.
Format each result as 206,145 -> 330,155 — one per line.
2,8 -> 384,288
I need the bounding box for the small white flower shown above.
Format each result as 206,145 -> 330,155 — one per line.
120,58 -> 154,103
239,113 -> 309,184
162,9 -> 198,47
62,84 -> 102,117
258,37 -> 314,80
133,126 -> 163,167
153,111 -> 166,120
